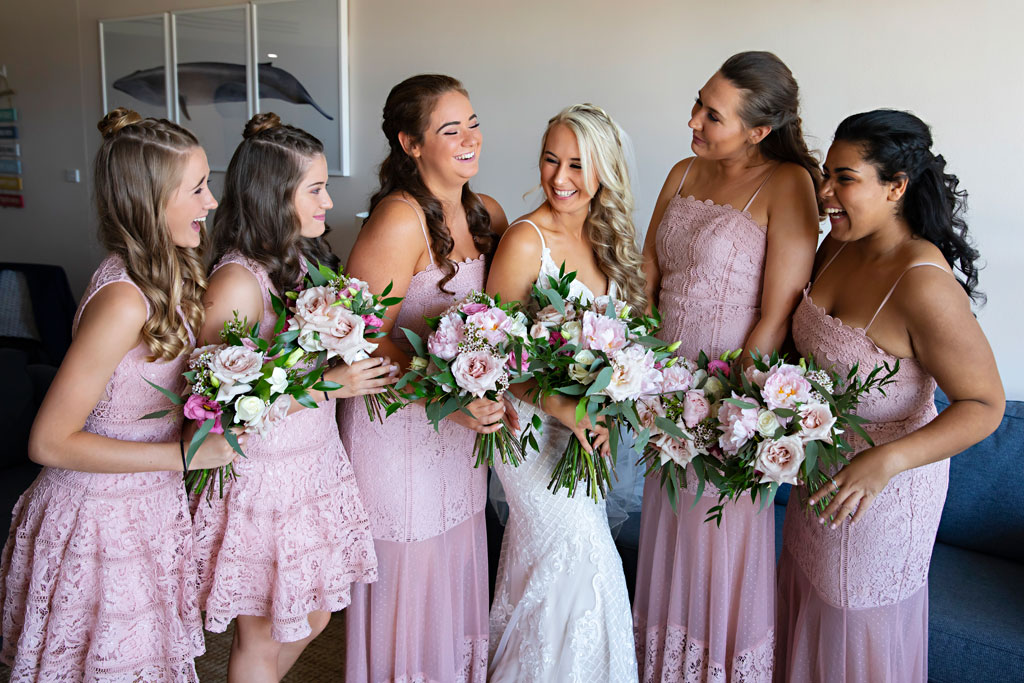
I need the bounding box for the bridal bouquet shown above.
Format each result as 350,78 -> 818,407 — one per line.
396,290 -> 530,468
640,349 -> 899,524
273,259 -> 404,421
515,266 -> 680,501
144,312 -> 339,499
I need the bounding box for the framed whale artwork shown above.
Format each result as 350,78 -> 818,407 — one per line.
99,0 -> 350,175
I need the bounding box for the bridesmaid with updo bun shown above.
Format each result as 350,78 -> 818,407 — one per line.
192,112 -> 391,682
0,108 -> 238,681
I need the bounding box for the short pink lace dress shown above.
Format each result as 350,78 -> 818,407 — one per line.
191,252 -> 377,643
633,160 -> 777,682
340,201 -> 489,683
776,252 -> 950,683
0,255 -> 205,682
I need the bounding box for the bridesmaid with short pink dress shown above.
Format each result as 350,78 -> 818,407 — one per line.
633,52 -> 820,682
192,114 -> 386,682
776,110 -> 1004,682
340,74 -> 510,683
0,109 -> 236,681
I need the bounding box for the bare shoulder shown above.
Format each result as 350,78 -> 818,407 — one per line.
496,216 -> 545,262
889,253 -> 961,323
478,193 -> 510,236
77,280 -> 148,335
361,192 -> 426,241
663,157 -> 696,195
767,161 -> 816,199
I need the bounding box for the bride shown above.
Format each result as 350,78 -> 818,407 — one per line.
486,104 -> 643,683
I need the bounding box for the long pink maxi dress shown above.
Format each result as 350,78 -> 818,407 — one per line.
191,252 -> 377,643
0,255 -> 205,682
633,159 -> 776,682
776,250 -> 949,683
340,203 -> 489,683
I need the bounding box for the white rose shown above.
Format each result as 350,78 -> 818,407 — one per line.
245,395 -> 290,437
755,435 -> 805,485
691,368 -> 708,388
409,356 -> 429,372
506,313 -> 529,340
561,320 -> 583,346
234,395 -> 266,424
267,366 -> 289,395
573,349 -> 596,366
568,363 -> 598,384
703,376 -> 726,401
755,409 -> 781,438
797,402 -> 839,444
291,324 -> 325,353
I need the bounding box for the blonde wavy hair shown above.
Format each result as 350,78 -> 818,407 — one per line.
94,107 -> 207,360
543,104 -> 647,311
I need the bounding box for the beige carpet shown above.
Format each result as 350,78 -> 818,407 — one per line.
0,616 -> 346,682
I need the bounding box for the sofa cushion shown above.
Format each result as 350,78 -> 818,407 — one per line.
927,542 -> 1024,683
935,391 -> 1024,562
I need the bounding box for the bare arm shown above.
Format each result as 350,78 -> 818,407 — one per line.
742,164 -> 819,364
811,266 -> 1005,523
28,284 -> 235,473
641,160 -> 690,312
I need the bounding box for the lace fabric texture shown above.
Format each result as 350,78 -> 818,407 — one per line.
775,291 -> 944,682
0,255 -> 205,681
341,258 -> 489,682
191,253 -> 377,643
633,196 -> 775,682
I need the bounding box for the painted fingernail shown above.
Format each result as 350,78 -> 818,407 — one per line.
818,518 -> 825,524
830,523 -> 837,529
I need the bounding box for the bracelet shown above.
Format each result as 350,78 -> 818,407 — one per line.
179,438 -> 187,473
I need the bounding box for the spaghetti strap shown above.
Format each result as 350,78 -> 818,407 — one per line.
813,242 -> 848,283
385,196 -> 433,266
512,219 -> 547,252
675,158 -> 697,197
865,262 -> 949,331
742,164 -> 778,212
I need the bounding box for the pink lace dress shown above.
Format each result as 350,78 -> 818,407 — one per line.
776,259 -> 949,683
191,252 -> 377,643
633,160 -> 776,682
0,255 -> 205,682
340,204 -> 488,683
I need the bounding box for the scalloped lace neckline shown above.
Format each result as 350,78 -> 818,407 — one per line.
801,287 -> 917,362
673,194 -> 767,231
412,254 -> 485,280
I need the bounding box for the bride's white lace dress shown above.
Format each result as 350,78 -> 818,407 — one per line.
488,220 -> 639,683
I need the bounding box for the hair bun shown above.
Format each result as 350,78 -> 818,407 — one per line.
243,112 -> 282,138
97,107 -> 142,138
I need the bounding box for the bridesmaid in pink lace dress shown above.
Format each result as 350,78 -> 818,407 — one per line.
340,74 -> 510,683
0,109 -> 238,681
633,52 -> 820,682
192,114 -> 387,682
776,110 -> 1004,683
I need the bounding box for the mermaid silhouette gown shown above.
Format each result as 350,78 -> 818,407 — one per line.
633,159 -> 777,682
776,246 -> 950,683
488,219 -> 638,683
0,255 -> 206,681
340,199 -> 490,683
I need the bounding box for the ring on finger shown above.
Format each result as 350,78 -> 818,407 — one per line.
830,477 -> 839,493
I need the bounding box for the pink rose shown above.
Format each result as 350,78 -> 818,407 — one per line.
291,286 -> 339,333
361,314 -> 384,331
653,431 -> 699,468
717,393 -> 759,454
761,366 -> 812,411
245,395 -> 291,437
320,307 -> 378,364
428,313 -> 465,361
451,350 -> 506,398
797,402 -> 839,444
602,345 -> 657,402
707,359 -> 731,378
744,356 -> 772,388
209,346 -> 265,402
507,348 -> 530,371
682,390 -> 711,428
536,303 -> 575,327
467,307 -> 510,345
659,363 -> 694,393
183,394 -> 224,434
581,311 -> 627,354
636,398 -> 666,433
756,435 -> 805,485
460,302 -> 489,315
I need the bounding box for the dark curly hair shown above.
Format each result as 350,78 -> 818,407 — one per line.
367,74 -> 494,294
834,109 -> 983,303
212,112 -> 339,295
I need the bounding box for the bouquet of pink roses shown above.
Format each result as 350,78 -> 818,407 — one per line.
396,290 -> 529,468
640,348 -> 899,524
272,259 -> 404,422
144,312 -> 339,499
515,266 -> 681,502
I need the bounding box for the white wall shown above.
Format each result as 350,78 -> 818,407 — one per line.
2,0 -> 1022,399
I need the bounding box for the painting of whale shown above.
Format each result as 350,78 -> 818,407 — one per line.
112,61 -> 333,120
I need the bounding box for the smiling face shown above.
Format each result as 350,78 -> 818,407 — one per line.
406,90 -> 481,185
540,122 -> 597,217
292,153 -> 333,238
688,72 -> 762,160
820,140 -> 908,242
164,146 -> 217,249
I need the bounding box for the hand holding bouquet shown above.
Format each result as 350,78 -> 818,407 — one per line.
397,290 -> 529,468
144,312 -> 340,499
273,259 -> 404,421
